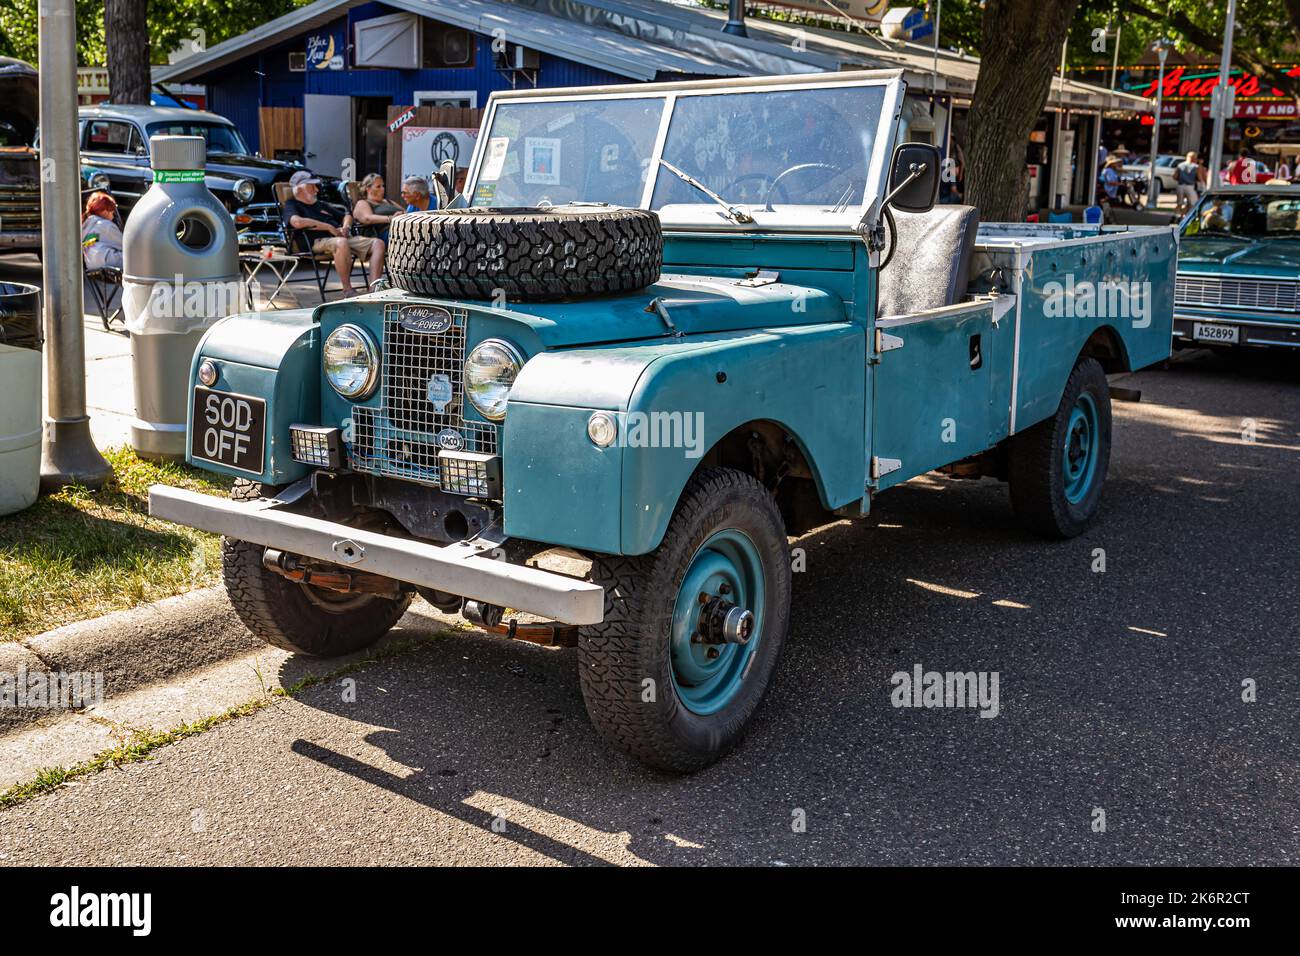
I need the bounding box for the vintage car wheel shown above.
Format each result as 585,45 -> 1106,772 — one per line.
1007,357 -> 1112,538
385,206 -> 662,302
578,468 -> 791,773
221,480 -> 413,656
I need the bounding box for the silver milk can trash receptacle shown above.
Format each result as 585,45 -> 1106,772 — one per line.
0,282 -> 42,515
122,135 -> 240,461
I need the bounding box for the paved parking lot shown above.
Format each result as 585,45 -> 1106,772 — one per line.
1,346 -> 1295,866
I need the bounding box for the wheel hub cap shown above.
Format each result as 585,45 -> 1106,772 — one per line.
669,529 -> 765,716
1062,393 -> 1100,504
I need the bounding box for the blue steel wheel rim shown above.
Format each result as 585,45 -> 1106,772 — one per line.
1063,392 -> 1100,504
669,529 -> 765,716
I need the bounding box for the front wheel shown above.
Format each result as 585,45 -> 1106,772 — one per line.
221,480 -> 412,656
1007,357 -> 1112,538
579,468 -> 792,773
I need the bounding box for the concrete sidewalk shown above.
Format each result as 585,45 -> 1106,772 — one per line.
0,252 -> 331,453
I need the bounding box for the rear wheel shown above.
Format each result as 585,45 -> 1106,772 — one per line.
579,468 -> 791,773
1007,357 -> 1112,538
221,480 -> 412,656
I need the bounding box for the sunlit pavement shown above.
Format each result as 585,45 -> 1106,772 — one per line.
0,346 -> 1295,866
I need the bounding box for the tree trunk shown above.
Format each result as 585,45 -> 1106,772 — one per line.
965,0 -> 1081,222
105,0 -> 150,105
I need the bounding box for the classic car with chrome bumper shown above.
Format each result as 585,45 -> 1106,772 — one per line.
1173,186 -> 1300,349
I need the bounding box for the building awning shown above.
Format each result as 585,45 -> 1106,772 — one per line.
155,0 -> 1151,113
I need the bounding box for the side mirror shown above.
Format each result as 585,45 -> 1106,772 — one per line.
887,142 -> 941,213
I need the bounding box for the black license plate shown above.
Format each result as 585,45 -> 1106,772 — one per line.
191,387 -> 266,474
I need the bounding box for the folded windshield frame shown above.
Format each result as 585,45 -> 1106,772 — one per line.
463,71 -> 906,234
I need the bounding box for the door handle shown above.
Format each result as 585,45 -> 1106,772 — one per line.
969,333 -> 983,370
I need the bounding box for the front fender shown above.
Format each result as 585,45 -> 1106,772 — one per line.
503,323 -> 865,555
186,309 -> 319,486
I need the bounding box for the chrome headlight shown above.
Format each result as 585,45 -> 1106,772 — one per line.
464,339 -> 525,421
323,324 -> 379,400
87,171 -> 110,192
234,178 -> 256,203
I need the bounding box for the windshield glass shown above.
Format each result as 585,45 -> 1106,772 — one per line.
145,121 -> 250,155
1182,193 -> 1300,239
469,97 -> 664,208
650,86 -> 884,216
466,77 -> 897,230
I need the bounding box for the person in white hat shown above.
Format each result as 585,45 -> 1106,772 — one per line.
283,170 -> 383,296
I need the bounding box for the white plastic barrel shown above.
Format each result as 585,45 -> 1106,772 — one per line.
0,281 -> 42,515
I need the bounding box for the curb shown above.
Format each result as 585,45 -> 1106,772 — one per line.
3,587 -> 260,734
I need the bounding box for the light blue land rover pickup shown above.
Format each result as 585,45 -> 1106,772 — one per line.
1174,184 -> 1300,349
150,71 -> 1175,771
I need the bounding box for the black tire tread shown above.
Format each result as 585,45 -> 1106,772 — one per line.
578,468 -> 790,772
386,206 -> 663,302
222,480 -> 412,656
1008,357 -> 1111,539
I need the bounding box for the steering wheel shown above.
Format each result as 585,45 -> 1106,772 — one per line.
720,172 -> 787,208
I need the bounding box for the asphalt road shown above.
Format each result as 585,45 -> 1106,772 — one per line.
1,349 -> 1296,866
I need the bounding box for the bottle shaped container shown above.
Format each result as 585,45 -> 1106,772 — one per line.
122,135 -> 240,460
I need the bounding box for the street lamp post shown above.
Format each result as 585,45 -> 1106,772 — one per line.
1147,39 -> 1170,208
37,0 -> 110,492
1208,0 -> 1237,189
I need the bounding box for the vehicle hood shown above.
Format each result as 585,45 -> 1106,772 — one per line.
1179,236 -> 1300,276
0,59 -> 38,143
389,274 -> 848,350
203,152 -> 307,185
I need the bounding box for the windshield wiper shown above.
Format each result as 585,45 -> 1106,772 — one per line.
658,159 -> 753,224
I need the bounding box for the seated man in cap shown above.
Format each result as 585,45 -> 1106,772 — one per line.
283,170 -> 383,296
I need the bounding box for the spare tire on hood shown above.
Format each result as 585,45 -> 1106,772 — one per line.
385,205 -> 663,302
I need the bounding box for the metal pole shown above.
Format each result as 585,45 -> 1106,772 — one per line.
1147,41 -> 1168,207
1087,109 -> 1101,209
932,0 -> 942,97
723,0 -> 747,37
38,0 -> 111,492
1208,0 -> 1236,189
1049,38 -> 1067,209
1110,24 -> 1122,90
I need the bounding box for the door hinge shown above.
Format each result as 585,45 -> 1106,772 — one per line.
871,456 -> 902,480
873,330 -> 904,362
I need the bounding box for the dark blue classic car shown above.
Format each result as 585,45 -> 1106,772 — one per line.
1174,185 -> 1300,349
76,105 -> 345,247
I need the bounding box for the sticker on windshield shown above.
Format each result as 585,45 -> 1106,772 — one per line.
471,183 -> 497,205
524,137 -> 560,185
546,112 -> 576,133
480,137 -> 509,182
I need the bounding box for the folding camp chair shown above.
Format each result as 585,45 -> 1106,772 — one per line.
85,265 -> 124,331
273,182 -> 367,300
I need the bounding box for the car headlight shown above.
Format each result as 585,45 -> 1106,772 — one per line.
464,339 -> 525,421
87,172 -> 110,192
234,178 -> 256,203
323,324 -> 380,400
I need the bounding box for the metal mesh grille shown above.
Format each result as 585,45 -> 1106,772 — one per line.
347,305 -> 499,488
1175,276 -> 1300,312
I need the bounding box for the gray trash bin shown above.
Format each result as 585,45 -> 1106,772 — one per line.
122,135 -> 239,461
0,281 -> 42,515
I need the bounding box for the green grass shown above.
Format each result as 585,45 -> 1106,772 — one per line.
0,446 -> 234,641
